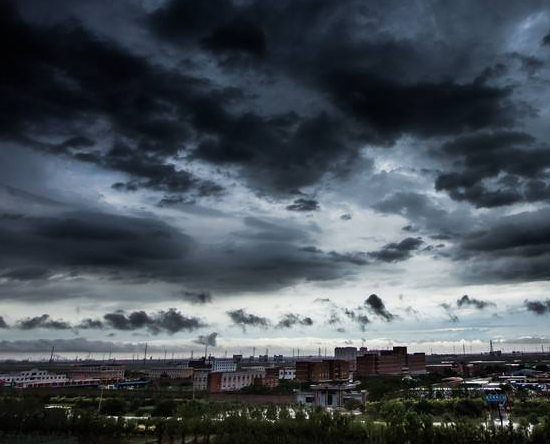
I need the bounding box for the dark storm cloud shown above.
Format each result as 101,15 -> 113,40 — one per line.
2,0 -> 533,204
102,309 -> 205,334
364,294 -> 396,322
201,20 -> 266,57
455,209 -> 550,283
227,309 -> 270,331
194,332 -> 218,347
181,290 -> 213,305
286,198 -> 320,212
0,203 -> 373,298
300,246 -> 368,265
0,0 -> 225,195
149,0 -> 518,142
542,31 -> 550,46
327,251 -> 369,266
435,131 -> 550,208
524,300 -> 550,315
456,295 -> 495,310
373,192 -> 468,237
0,266 -> 50,281
16,314 -> 72,330
0,316 -> 8,329
2,0 -> 550,315
0,210 -> 194,282
145,0 -> 520,201
323,72 -> 515,139
190,111 -> 361,193
340,214 -> 352,221
276,313 -> 313,329
368,237 -> 423,262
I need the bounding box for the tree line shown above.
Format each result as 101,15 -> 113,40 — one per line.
2,396 -> 550,443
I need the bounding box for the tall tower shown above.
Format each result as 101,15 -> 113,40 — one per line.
489,340 -> 494,355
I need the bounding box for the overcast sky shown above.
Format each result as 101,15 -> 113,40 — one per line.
1,0 -> 550,356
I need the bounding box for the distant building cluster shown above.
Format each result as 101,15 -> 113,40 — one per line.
335,346 -> 426,377
3,342 -> 550,410
0,345 -> 424,404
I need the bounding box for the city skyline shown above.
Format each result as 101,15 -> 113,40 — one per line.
2,0 -> 550,355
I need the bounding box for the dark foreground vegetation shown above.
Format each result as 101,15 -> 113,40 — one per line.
1,393 -> 550,443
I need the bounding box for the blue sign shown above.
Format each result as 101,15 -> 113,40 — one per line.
485,394 -> 506,403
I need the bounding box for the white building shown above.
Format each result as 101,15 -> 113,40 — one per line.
0,369 -> 98,388
193,369 -> 210,391
215,369 -> 266,392
278,367 -> 296,380
210,358 -> 237,372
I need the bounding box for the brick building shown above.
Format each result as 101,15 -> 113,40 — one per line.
144,367 -> 193,380
296,360 -> 349,383
68,364 -> 125,382
407,353 -> 427,375
334,347 -> 358,371
355,347 -> 426,377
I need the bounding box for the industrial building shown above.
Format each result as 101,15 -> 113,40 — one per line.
208,368 -> 266,392
295,360 -> 349,383
68,364 -> 125,382
355,347 -> 426,377
0,369 -> 99,388
143,367 -> 193,380
296,382 -> 367,408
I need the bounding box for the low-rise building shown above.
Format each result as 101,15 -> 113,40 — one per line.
296,360 -> 349,383
296,382 -> 367,408
68,364 -> 125,382
407,353 -> 427,375
193,369 -> 210,391
144,367 -> 193,380
334,347 -> 358,371
208,368 -> 266,393
209,358 -> 237,373
0,369 -> 99,388
355,347 -> 426,377
278,366 -> 296,380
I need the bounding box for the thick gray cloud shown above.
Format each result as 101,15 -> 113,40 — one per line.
455,209 -> 550,283
0,316 -> 8,329
364,294 -> 396,322
457,295 -> 496,310
1,0 -> 550,349
180,290 -> 213,305
227,309 -> 270,332
194,332 -> 218,347
286,198 -> 320,212
16,314 -> 72,330
524,299 -> 550,315
276,314 -> 313,329
368,237 -> 423,263
435,131 -> 550,208
102,309 -> 205,335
